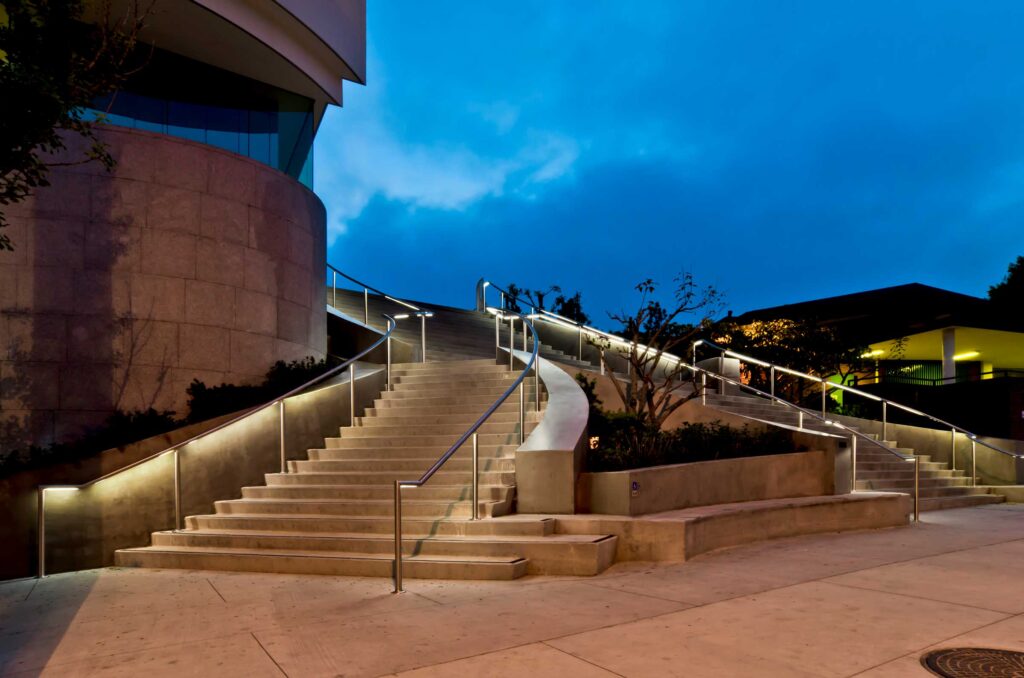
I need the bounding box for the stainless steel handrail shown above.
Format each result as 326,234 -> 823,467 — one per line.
696,339 -> 1023,476
392,310 -> 540,592
479,279 -> 920,520
327,263 -> 433,362
37,314 -> 401,578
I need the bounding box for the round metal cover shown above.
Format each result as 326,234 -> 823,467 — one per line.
921,648 -> 1024,677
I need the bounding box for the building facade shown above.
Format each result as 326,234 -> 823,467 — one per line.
0,1 -> 365,448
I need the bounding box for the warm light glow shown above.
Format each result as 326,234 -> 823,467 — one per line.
43,486 -> 79,492
953,351 -> 980,361
861,349 -> 884,358
589,436 -> 600,450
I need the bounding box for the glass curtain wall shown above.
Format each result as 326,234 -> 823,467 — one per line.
87,48 -> 315,187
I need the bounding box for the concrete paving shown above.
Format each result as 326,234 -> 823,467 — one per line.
1,504 -> 1022,677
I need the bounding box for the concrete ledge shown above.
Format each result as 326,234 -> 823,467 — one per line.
549,492 -> 911,562
982,485 -> 1024,502
577,450 -> 837,516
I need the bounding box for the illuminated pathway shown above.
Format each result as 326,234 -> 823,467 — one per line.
2,504 -> 1023,677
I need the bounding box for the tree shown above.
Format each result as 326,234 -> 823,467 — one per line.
551,291 -> 590,324
503,283 -> 561,313
712,317 -> 868,404
0,0 -> 148,250
988,255 -> 1024,308
597,273 -> 724,439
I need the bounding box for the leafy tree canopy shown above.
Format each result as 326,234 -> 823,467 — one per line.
988,255 -> 1024,308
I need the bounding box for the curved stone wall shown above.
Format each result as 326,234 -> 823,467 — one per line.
0,126 -> 326,447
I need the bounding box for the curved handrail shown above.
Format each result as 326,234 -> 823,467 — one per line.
37,314 -> 401,577
328,263 -> 422,312
392,309 -> 540,592
696,339 -> 1022,461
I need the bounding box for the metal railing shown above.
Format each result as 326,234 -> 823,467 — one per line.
327,263 -> 433,362
695,339 -> 1023,484
392,310 -> 540,592
478,280 -> 922,520
854,368 -> 1024,387
37,314 -> 401,578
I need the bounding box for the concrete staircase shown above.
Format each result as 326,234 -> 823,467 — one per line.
703,393 -> 1005,511
328,288 -> 594,368
116,359 -> 617,579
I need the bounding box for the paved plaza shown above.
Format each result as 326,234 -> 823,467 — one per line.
2,504 -> 1023,677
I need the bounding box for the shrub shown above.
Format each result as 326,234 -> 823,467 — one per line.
577,373 -> 795,472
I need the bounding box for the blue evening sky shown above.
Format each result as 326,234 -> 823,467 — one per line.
315,1 -> 1024,320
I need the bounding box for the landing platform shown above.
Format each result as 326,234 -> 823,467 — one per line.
519,491 -> 911,562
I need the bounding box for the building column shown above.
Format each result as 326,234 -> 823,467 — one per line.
941,328 -> 956,381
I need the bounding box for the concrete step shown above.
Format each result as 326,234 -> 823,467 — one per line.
186,513 -> 557,537
213,498 -> 502,519
265,470 -> 515,485
364,402 -> 543,418
919,494 -> 1006,511
115,545 -> 529,580
373,394 -> 546,409
323,432 -> 526,448
355,410 -> 541,427
855,483 -> 991,497
146,530 -> 617,576
308,445 -> 518,460
288,458 -> 515,473
855,476 -> 973,489
242,484 -> 511,501
337,421 -> 537,439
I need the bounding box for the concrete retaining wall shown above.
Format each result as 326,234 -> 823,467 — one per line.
577,450 -> 837,516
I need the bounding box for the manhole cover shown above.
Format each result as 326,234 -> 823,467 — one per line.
921,648 -> 1024,677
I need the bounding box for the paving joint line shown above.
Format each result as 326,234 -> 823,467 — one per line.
843,612 -> 1019,677
541,640 -> 627,677
251,631 -> 290,677
207,578 -> 227,603
822,579 -> 1016,615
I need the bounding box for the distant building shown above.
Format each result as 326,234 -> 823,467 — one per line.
0,1 -> 365,447
733,283 -> 1024,437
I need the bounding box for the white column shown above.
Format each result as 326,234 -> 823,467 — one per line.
941,328 -> 956,381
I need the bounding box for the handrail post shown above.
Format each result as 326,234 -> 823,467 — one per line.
851,435 -> 858,492
701,372 -> 706,405
471,433 -> 479,520
363,288 -> 369,325
37,489 -> 45,578
798,410 -> 803,429
279,400 -> 286,473
522,325 -> 527,353
393,481 -> 403,593
770,365 -> 775,401
534,355 -> 541,412
500,292 -> 505,311
971,438 -> 977,486
913,456 -> 920,522
420,314 -> 426,363
509,317 -> 515,370
600,348 -> 605,376
173,448 -> 181,531
519,381 -> 525,444
950,428 -> 957,471
349,363 -> 356,425
882,401 -> 888,441
577,326 -> 583,360
386,334 -> 392,391
821,381 -> 826,418
332,269 -> 337,308
494,313 -> 499,351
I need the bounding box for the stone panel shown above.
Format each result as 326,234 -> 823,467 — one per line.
147,185 -> 201,234
277,300 -> 311,344
208,151 -> 256,205
6,314 -> 66,363
154,139 -> 208,192
185,280 -> 233,327
281,261 -> 311,306
59,363 -> 117,411
141,228 -> 196,279
196,238 -> 245,287
84,221 -> 141,272
67,316 -> 123,364
230,331 -> 275,375
200,194 -> 248,245
233,289 -> 277,335
130,274 -> 186,322
1,361 -> 59,410
90,175 -> 147,227
179,324 -> 231,371
243,247 -> 278,295
17,267 -> 76,314
31,170 -> 92,221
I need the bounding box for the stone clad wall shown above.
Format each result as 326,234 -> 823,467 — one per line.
0,126 -> 326,448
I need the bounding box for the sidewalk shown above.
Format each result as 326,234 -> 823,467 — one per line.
2,504 -> 1022,677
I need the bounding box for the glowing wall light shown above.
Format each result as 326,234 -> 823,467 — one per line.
953,351 -> 980,361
